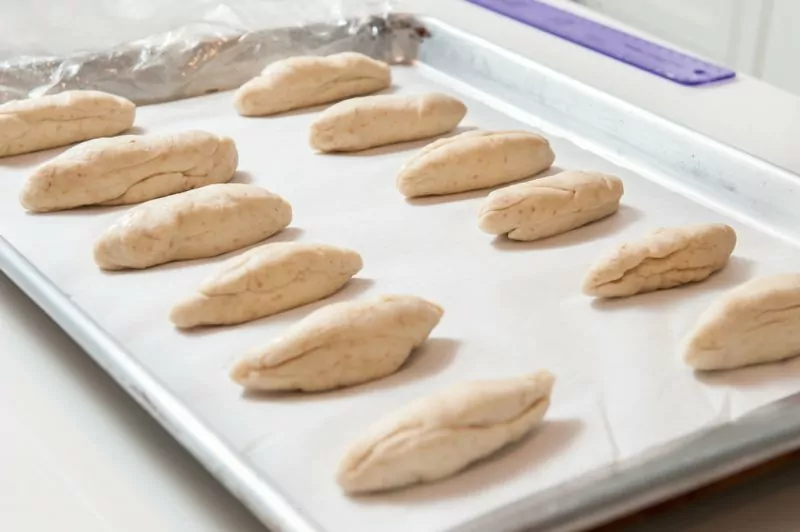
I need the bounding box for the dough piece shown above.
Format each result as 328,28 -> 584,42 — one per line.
478,171 -> 624,241
583,223 -> 737,298
396,130 -> 555,198
170,242 -> 363,328
230,295 -> 443,392
0,90 -> 135,157
309,93 -> 467,153
93,184 -> 291,270
234,52 -> 390,116
683,274 -> 800,370
337,371 -> 555,494
20,130 -> 237,212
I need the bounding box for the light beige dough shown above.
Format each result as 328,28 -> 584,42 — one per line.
93,184 -> 291,270
230,295 -> 443,392
396,130 -> 555,198
683,274 -> 800,370
582,223 -> 737,298
337,371 -> 555,494
170,242 -> 363,328
309,93 -> 467,153
0,90 -> 135,157
478,170 -> 624,240
234,52 -> 390,116
20,130 -> 237,212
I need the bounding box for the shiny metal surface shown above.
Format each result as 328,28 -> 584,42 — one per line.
0,14 -> 424,105
0,238 -> 324,532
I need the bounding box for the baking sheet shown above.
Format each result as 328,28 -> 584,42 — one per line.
3,65 -> 800,532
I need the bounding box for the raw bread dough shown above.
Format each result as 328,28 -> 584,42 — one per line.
0,90 -> 135,157
396,130 -> 554,198
230,295 -> 443,392
93,183 -> 291,270
309,93 -> 467,153
234,52 -> 390,116
478,170 -> 623,240
683,274 -> 800,370
337,371 -> 555,494
582,223 -> 737,298
170,242 -> 363,328
20,130 -> 237,212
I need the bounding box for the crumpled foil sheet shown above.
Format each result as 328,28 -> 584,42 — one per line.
0,14 -> 425,105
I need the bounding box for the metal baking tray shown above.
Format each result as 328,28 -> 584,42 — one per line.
3,15 -> 800,532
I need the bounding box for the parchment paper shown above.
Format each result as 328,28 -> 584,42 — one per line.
3,66 -> 800,532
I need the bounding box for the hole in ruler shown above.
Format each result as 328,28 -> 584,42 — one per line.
693,68 -> 707,75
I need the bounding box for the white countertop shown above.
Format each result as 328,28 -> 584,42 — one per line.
4,1 -> 800,531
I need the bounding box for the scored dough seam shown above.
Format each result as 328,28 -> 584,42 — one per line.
203,265 -> 350,296
345,396 -> 549,477
596,244 -> 707,285
251,333 -> 420,370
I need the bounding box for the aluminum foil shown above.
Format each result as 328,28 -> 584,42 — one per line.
0,3 -> 424,105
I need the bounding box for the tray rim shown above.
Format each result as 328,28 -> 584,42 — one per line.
6,228 -> 800,532
2,14 -> 800,532
416,16 -> 800,530
0,238 -> 324,532
416,17 -> 800,252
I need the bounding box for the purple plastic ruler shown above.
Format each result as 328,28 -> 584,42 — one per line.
466,0 -> 736,86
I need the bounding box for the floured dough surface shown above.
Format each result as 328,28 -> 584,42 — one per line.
583,223 -> 737,298
93,183 -> 292,270
683,274 -> 800,370
0,90 -> 135,157
230,295 -> 443,392
170,242 -> 363,328
309,93 -> 467,153
20,130 -> 237,212
337,371 -> 555,494
234,52 -> 390,116
397,130 -> 554,198
478,170 -> 623,241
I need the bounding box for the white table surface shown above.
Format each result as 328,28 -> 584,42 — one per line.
4,1 -> 800,531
